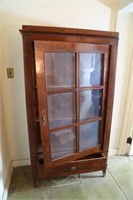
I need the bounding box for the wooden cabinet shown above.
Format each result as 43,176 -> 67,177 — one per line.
20,26 -> 118,185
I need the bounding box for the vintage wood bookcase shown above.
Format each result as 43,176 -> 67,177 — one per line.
20,25 -> 118,185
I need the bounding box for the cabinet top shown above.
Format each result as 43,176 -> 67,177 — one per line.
20,25 -> 119,39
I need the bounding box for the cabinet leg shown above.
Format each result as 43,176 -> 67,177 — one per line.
102,169 -> 106,177
33,178 -> 38,187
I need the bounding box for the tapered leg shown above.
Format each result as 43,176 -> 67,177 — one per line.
102,168 -> 107,177
33,178 -> 38,187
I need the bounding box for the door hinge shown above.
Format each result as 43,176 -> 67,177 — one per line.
126,137 -> 132,145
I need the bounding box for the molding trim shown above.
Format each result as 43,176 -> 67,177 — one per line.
2,162 -> 13,200
12,158 -> 31,167
118,45 -> 133,155
109,149 -> 118,156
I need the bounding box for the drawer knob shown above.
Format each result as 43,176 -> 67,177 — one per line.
70,166 -> 77,171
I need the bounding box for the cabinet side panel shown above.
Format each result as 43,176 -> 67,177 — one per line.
103,45 -> 118,153
22,36 -> 38,179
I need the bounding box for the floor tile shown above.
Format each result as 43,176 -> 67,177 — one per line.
45,182 -> 85,200
8,166 -> 34,193
8,166 -> 46,200
8,157 -> 133,200
8,188 -> 46,200
107,156 -> 133,174
108,156 -> 133,200
44,174 -> 80,187
112,170 -> 133,200
80,170 -> 126,200
128,155 -> 133,161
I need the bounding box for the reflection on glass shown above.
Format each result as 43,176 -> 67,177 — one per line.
50,128 -> 76,160
80,53 -> 102,87
80,122 -> 99,151
47,92 -> 76,129
45,53 -> 75,90
80,90 -> 102,121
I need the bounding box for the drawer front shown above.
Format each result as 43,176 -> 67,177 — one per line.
38,154 -> 107,179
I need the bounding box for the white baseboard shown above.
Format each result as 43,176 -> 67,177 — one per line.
12,158 -> 31,167
2,162 -> 13,200
108,149 -> 118,156
11,151 -> 119,167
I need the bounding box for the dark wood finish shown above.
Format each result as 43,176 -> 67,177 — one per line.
103,45 -> 118,154
21,25 -> 118,41
75,53 -> 80,153
20,25 -> 118,184
37,153 -> 106,179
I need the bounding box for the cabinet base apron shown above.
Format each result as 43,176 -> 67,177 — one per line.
36,153 -> 107,180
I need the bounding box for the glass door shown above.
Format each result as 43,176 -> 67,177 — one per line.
45,52 -> 76,160
34,41 -> 109,167
79,53 -> 103,151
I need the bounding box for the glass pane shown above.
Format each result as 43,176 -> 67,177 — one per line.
80,90 -> 102,121
80,122 -> 100,151
47,92 -> 76,129
45,53 -> 75,90
50,128 -> 76,160
80,53 -> 102,87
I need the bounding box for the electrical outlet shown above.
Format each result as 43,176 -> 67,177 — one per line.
7,68 -> 14,78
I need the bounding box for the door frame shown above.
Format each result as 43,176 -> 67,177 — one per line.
34,40 -> 111,167
117,50 -> 133,155
116,10 -> 133,155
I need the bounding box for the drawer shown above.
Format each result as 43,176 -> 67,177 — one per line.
38,153 -> 107,179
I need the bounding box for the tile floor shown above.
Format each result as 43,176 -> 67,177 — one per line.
8,156 -> 133,200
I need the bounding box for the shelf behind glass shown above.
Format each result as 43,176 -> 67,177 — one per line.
50,128 -> 76,160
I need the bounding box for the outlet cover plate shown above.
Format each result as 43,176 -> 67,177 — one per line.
7,68 -> 14,78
